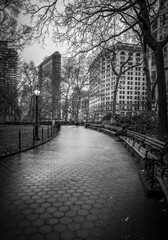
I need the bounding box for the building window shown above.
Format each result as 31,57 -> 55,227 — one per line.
120,51 -> 125,55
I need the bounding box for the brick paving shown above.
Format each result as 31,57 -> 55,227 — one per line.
0,126 -> 168,240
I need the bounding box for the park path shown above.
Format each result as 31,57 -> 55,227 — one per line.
0,126 -> 167,240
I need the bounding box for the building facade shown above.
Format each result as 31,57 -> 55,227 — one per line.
0,41 -> 19,122
89,43 -> 146,121
38,51 -> 61,121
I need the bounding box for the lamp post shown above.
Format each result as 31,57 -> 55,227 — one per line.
34,89 -> 40,140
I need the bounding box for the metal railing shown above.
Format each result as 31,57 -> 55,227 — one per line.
0,124 -> 60,158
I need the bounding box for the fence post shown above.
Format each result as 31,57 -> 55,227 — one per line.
19,130 -> 21,152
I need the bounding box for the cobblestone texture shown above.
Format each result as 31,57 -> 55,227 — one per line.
0,126 -> 168,240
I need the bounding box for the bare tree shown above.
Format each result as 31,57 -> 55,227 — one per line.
0,1 -> 33,122
18,61 -> 38,121
0,0 -> 32,47
100,43 -> 144,119
39,70 -> 55,121
28,0 -> 168,137
61,55 -> 89,122
61,58 -> 76,122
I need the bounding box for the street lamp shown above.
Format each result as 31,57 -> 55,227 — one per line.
34,89 -> 40,140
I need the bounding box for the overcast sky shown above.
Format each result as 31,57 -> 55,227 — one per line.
21,40 -> 67,66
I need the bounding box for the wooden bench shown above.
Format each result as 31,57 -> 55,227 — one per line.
102,125 -> 123,137
120,130 -> 146,160
121,130 -> 166,163
86,123 -> 102,131
85,123 -> 123,140
157,166 -> 168,201
120,130 -> 167,188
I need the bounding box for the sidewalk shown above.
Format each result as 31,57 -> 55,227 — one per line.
0,126 -> 167,240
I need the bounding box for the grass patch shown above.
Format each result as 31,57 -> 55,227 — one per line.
0,125 -> 52,158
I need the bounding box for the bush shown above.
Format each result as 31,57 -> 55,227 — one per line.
128,112 -> 158,135
101,113 -> 112,121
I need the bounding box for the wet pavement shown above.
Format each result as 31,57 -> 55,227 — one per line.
0,126 -> 168,240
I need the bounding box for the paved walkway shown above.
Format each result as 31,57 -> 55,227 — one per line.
0,126 -> 167,240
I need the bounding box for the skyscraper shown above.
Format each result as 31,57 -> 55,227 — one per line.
38,51 -> 61,121
0,41 -> 19,122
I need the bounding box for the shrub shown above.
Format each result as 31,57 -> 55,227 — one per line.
128,112 -> 158,135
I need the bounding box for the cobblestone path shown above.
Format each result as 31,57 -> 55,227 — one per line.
0,126 -> 167,240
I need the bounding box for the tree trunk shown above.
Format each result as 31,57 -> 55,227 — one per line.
142,43 -> 152,112
86,108 -> 89,123
65,98 -> 68,122
112,76 -> 120,120
76,95 -> 81,122
112,90 -> 117,119
154,46 -> 168,138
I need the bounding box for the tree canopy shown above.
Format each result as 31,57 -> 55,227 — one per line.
0,0 -> 32,48
27,0 -> 168,137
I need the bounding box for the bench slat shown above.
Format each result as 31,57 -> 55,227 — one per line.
145,136 -> 166,149
157,177 -> 168,201
121,130 -> 167,191
122,130 -> 166,162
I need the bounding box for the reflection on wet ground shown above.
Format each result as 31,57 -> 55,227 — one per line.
0,126 -> 167,240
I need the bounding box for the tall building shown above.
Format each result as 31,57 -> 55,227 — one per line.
38,51 -> 61,120
0,41 -> 19,122
0,41 -> 18,87
89,43 -> 146,121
